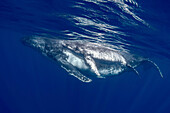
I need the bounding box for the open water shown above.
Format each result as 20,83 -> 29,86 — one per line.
0,0 -> 170,113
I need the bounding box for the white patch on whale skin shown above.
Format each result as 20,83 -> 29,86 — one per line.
99,67 -> 124,75
63,50 -> 89,70
85,49 -> 127,65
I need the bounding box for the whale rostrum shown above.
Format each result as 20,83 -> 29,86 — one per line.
22,36 -> 163,83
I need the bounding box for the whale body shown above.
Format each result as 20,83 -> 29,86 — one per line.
22,36 -> 163,83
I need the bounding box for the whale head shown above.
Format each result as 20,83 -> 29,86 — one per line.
22,37 -> 46,51
22,36 -> 64,57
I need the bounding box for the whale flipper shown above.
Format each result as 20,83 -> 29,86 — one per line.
60,59 -> 92,83
85,56 -> 103,78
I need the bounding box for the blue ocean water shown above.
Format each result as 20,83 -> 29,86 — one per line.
0,0 -> 170,113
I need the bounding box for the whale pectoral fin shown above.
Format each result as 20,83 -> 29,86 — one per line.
85,56 -> 103,78
60,60 -> 92,83
70,70 -> 92,83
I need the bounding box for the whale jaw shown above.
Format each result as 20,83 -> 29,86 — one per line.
22,37 -> 63,55
22,37 -> 46,52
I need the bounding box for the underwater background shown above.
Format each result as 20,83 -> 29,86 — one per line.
0,0 -> 170,113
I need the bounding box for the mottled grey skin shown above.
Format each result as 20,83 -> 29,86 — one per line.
22,36 -> 163,82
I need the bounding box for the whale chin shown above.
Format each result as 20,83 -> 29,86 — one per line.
22,37 -> 46,49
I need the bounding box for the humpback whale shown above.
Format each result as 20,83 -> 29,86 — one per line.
22,36 -> 163,83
